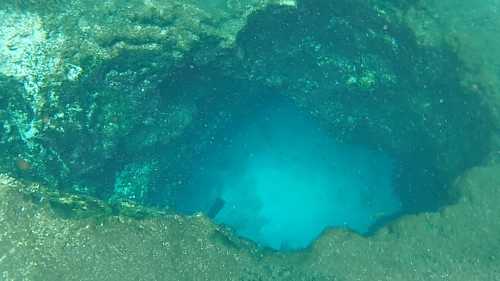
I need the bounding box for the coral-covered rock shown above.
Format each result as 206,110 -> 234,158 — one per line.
0,0 -> 294,196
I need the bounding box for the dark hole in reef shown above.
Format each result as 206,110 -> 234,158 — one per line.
148,51 -> 492,251
115,1 -> 493,251
170,93 -> 402,250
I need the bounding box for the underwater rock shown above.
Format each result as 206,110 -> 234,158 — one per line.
0,162 -> 499,280
1,0 -> 500,279
1,0 -> 492,212
235,0 -> 494,212
302,164 -> 500,280
0,0 -> 295,196
110,161 -> 160,204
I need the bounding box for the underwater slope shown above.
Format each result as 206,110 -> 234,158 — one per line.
0,165 -> 499,280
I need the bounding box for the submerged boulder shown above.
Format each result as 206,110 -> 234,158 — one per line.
0,0 -> 296,196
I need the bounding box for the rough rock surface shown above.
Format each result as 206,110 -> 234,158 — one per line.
0,163 -> 499,280
1,0 -> 500,280
0,0 -> 296,196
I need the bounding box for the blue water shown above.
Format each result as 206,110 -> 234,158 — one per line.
175,96 -> 401,250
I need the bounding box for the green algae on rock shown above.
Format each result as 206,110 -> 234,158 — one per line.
0,0 -> 296,197
1,0 -> 500,279
1,0 -> 493,211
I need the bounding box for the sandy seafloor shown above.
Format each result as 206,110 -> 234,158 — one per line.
1,0 -> 500,280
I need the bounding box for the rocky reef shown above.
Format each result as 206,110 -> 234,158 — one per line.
0,0 -> 297,197
1,163 -> 499,280
1,0 -> 500,279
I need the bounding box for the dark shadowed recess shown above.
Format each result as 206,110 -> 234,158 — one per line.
10,0 -> 490,241
147,0 -> 494,229
230,0 -> 494,213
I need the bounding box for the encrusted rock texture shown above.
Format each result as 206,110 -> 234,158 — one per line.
0,164 -> 499,280
1,0 -> 500,280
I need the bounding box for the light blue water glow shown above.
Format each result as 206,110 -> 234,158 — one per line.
175,97 -> 401,250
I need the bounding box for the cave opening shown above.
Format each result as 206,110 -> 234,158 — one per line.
170,93 -> 403,250
125,1 -> 493,251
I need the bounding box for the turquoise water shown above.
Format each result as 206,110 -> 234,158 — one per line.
174,97 -> 401,249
